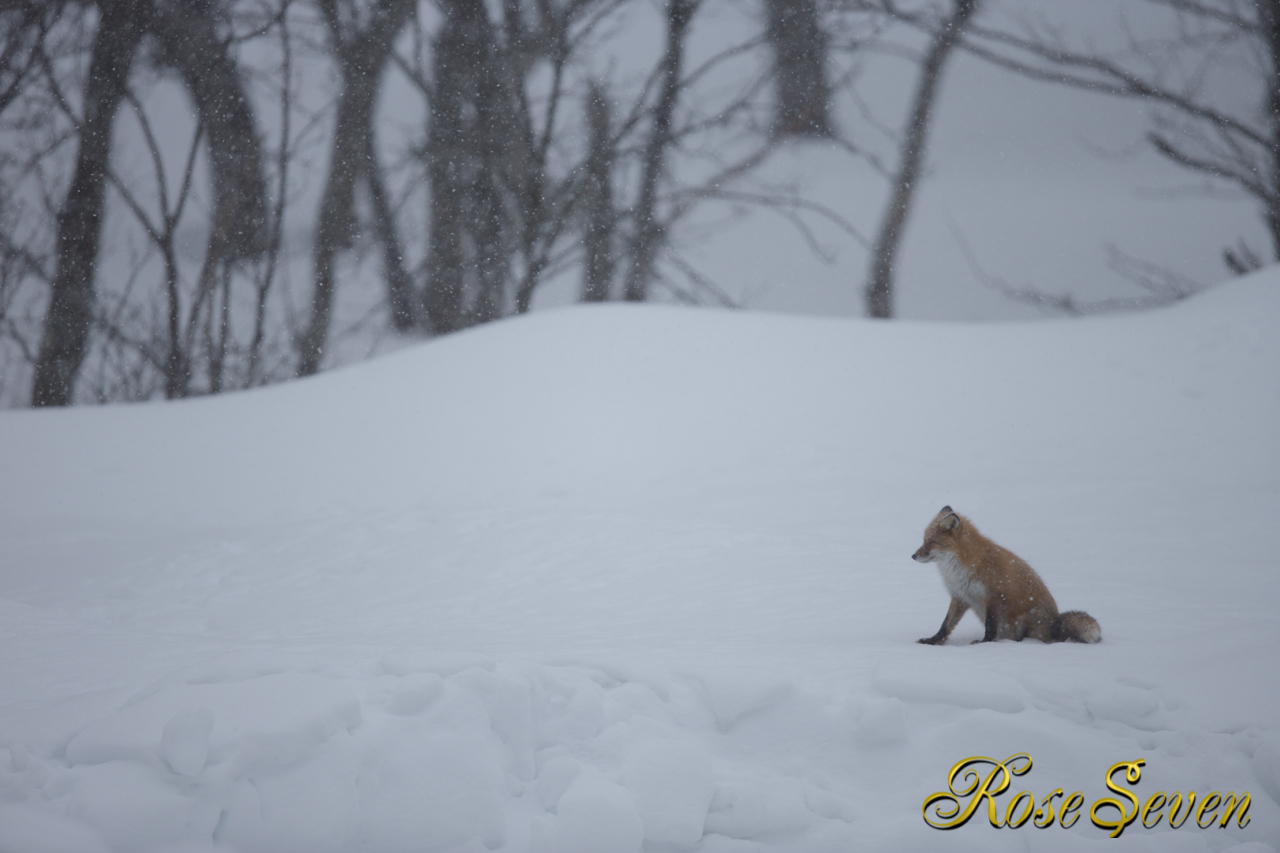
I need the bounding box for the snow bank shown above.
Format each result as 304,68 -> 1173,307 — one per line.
2,654 -> 862,852
1,270 -> 1278,850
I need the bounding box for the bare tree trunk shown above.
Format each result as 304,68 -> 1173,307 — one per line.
180,182 -> 241,396
298,0 -> 415,377
297,74 -> 369,377
150,0 -> 268,260
422,155 -> 467,334
207,263 -> 231,394
469,30 -> 510,326
31,0 -> 149,407
162,227 -> 186,399
422,0 -> 505,333
865,0 -> 978,319
506,0 -> 545,317
364,127 -> 417,330
508,1 -> 585,316
623,0 -> 697,303
468,176 -> 507,325
581,82 -> 615,302
765,0 -> 831,137
247,12 -> 295,387
422,0 -> 475,334
1258,0 -> 1280,260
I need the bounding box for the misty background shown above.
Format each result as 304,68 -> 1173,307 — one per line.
0,0 -> 1267,407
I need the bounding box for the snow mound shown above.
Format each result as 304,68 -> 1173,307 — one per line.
1,270 -> 1278,850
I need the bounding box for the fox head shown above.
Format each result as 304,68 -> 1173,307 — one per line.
912,505 -> 961,563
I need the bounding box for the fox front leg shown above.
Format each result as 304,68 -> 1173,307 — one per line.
976,608 -> 1000,643
919,598 -> 969,645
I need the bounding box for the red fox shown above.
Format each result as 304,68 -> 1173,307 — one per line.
911,506 -> 1101,644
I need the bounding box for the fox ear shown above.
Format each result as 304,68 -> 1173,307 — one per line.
941,513 -> 959,531
939,505 -> 953,515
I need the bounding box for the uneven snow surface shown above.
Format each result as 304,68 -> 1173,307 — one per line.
2,270 -> 1279,851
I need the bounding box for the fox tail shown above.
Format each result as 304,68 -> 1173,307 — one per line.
1052,610 -> 1101,643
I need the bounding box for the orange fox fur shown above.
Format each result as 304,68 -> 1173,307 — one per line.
911,506 -> 1101,645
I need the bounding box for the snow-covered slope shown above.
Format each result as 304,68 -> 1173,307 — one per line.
1,270 -> 1278,852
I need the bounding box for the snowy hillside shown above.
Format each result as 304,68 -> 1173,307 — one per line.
1,269 -> 1278,852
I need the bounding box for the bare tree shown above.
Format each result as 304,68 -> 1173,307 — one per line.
297,0 -> 416,377
150,0 -> 269,262
26,0 -> 280,404
102,91 -> 203,398
580,81 -> 615,302
31,0 -> 151,407
420,0 -> 506,334
622,0 -> 698,302
506,0 -> 588,316
416,0 -> 625,325
402,0 -> 865,328
153,0 -> 273,395
0,1 -> 64,117
861,0 -> 980,319
4,0 -> 884,405
955,226 -> 1204,316
957,0 -> 1279,275
765,0 -> 832,137
246,2 -> 299,388
1,1 -> 83,404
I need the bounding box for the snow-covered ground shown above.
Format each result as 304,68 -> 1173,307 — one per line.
2,268 -> 1278,852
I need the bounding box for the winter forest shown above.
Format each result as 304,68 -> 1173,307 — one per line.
0,0 -> 1273,407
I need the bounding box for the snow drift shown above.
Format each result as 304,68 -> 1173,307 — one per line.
1,269 -> 1278,851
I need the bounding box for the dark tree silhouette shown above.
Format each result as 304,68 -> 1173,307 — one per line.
864,0 -> 979,319
31,0 -> 272,404
5,0 -> 907,405
150,0 -> 268,262
0,0 -> 63,118
765,0 -> 831,137
31,0 -> 150,407
580,82 -> 616,302
421,0 -> 508,334
298,0 -> 416,377
622,0 -> 698,303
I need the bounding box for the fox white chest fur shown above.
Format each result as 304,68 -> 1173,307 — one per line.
934,550 -> 987,618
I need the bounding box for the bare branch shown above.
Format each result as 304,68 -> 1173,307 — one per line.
953,20 -> 1269,151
